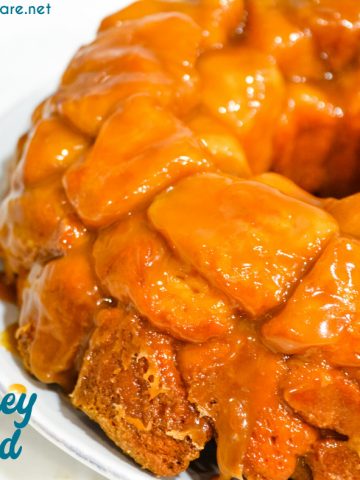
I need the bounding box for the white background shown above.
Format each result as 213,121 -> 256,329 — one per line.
0,1 -> 129,478
0,0 -> 129,113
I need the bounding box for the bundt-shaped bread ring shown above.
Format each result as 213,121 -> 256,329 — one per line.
1,0 -> 360,478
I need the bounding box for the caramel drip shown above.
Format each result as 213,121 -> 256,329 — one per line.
8,384 -> 27,394
0,323 -> 18,354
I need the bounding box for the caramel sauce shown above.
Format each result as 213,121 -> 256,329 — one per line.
0,323 -> 18,355
178,323 -> 317,479
8,384 -> 27,394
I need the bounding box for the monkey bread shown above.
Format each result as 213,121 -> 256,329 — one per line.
1,1 -> 360,479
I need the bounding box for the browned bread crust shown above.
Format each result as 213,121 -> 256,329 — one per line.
71,307 -> 212,476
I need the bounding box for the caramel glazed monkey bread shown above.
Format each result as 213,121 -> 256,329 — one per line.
1,0 -> 360,478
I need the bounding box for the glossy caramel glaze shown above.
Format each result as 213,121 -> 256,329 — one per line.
1,0 -> 360,478
0,323 -> 18,355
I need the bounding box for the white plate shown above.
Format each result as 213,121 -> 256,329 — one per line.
0,90 -> 216,480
